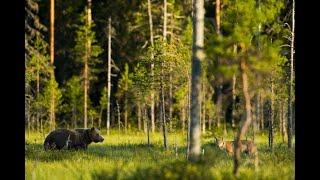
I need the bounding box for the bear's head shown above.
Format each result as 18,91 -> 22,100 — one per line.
88,127 -> 104,143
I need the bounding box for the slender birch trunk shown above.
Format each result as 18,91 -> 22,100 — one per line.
288,0 -> 295,149
188,0 -> 205,162
147,0 -> 155,133
106,17 -> 112,135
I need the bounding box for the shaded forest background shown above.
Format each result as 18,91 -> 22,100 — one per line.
25,0 -> 295,148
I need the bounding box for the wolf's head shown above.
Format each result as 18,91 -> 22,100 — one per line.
214,137 -> 225,149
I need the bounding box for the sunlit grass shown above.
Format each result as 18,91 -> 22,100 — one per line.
25,129 -> 294,180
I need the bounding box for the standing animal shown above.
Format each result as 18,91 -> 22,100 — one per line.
44,127 -> 104,150
214,137 -> 257,156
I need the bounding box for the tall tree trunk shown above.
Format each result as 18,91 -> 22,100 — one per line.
147,0 -> 155,133
106,17 -> 112,135
269,81 -> 274,150
260,95 -> 264,130
208,110 -> 212,130
215,0 -> 221,35
84,0 -> 92,129
161,80 -> 168,149
182,106 -> 186,133
161,0 -> 168,149
169,74 -> 173,131
280,100 -> 284,143
116,100 -> 121,133
36,57 -> 40,132
256,93 -> 260,131
202,79 -> 206,134
143,105 -> 147,133
288,0 -> 295,149
216,84 -> 222,128
283,100 -> 288,143
99,107 -> 103,128
232,74 -> 236,128
49,0 -> 55,130
145,105 -> 150,146
188,0 -> 204,162
138,101 -> 141,131
125,86 -> 128,133
233,58 -> 253,175
187,73 -> 191,158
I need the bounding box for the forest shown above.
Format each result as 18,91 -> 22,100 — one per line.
25,0 -> 295,179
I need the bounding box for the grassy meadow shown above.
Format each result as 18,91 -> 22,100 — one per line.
25,129 -> 294,180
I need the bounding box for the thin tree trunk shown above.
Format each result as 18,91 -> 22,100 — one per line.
233,58 -> 253,175
116,100 -> 121,133
138,101 -> 141,131
202,78 -> 206,134
147,0 -> 155,133
232,74 -> 236,128
161,0 -> 168,149
99,107 -> 103,128
288,0 -> 295,149
256,93 -> 260,131
208,110 -> 212,130
125,88 -> 128,133
106,17 -> 112,135
215,0 -> 221,35
50,0 -> 55,130
280,100 -> 284,143
161,80 -> 168,149
216,85 -> 222,128
182,106 -> 186,133
269,81 -> 274,150
169,75 -> 173,131
187,73 -> 191,158
283,100 -> 288,143
84,0 -> 92,129
188,0 -> 204,162
260,95 -> 264,130
146,105 -> 150,146
36,58 -> 40,132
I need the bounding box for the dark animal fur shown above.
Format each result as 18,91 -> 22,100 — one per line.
44,127 -> 104,150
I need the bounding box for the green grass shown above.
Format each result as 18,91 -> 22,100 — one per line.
25,130 -> 294,180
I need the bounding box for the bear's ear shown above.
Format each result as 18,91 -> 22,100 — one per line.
91,127 -> 95,131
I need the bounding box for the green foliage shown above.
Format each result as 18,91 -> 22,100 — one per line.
34,77 -> 62,120
73,7 -> 103,80
99,87 -> 108,110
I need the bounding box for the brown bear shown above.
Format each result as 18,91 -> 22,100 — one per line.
44,127 -> 104,150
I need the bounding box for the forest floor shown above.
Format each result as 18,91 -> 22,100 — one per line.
25,129 -> 294,180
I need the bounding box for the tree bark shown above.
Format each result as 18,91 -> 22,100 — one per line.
269,81 -> 274,150
147,0 -> 155,133
84,0 -> 92,129
202,78 -> 206,134
116,100 -> 121,133
288,0 -> 295,149
260,95 -> 264,130
215,0 -> 221,35
232,74 -> 236,128
145,105 -> 150,146
138,101 -> 141,131
107,17 -> 112,135
233,58 -> 253,175
188,0 -> 205,162
50,0 -> 55,130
